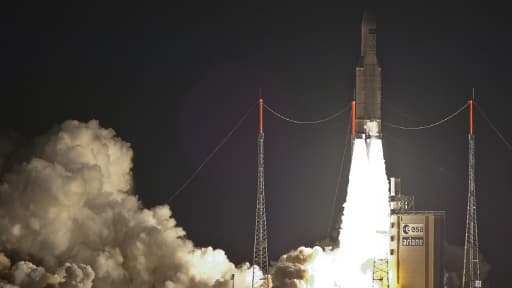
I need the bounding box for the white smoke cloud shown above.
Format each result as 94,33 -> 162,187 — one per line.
0,259 -> 94,288
0,282 -> 18,288
10,261 -> 48,288
0,120 -> 260,288
55,263 -> 95,288
271,246 -> 336,288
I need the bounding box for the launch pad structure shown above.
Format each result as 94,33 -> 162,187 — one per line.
388,179 -> 446,288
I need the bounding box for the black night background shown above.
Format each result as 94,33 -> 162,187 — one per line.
1,1 -> 511,287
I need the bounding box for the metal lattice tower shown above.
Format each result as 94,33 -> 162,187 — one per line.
372,258 -> 389,288
463,98 -> 481,288
252,98 -> 269,288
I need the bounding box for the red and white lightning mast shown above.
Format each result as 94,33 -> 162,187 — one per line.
463,89 -> 482,288
252,95 -> 269,287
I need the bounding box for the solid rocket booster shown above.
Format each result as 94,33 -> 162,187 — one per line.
355,11 -> 382,138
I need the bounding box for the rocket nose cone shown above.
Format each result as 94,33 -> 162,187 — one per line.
362,10 -> 377,28
361,10 -> 377,56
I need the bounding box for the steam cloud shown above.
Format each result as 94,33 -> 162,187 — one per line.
0,120 -> 260,288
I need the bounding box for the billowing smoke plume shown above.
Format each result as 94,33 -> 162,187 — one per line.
0,254 -> 94,288
0,120 -> 260,288
271,246 -> 343,288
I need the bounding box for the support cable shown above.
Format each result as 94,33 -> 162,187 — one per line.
386,102 -> 429,123
167,101 -> 258,202
384,102 -> 468,130
264,103 -> 351,124
475,103 -> 512,151
326,114 -> 352,238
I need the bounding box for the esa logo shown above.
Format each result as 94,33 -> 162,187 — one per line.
402,224 -> 424,236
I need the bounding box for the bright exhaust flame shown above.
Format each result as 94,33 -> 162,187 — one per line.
337,138 -> 390,287
273,138 -> 390,288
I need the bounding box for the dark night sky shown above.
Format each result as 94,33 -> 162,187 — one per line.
1,1 -> 511,286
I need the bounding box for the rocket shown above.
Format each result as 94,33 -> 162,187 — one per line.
354,11 -> 382,139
